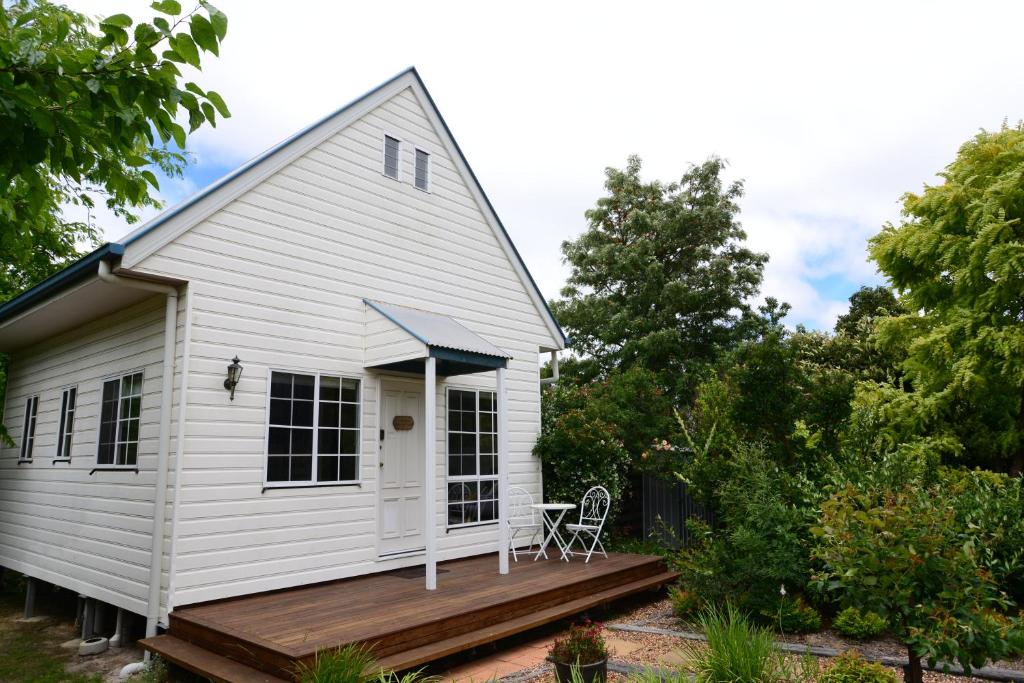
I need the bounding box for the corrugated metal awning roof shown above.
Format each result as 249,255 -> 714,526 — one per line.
364,300 -> 512,360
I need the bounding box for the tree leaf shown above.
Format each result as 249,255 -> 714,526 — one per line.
204,90 -> 230,118
101,13 -> 133,28
151,1 -> 182,15
189,15 -> 218,55
171,33 -> 200,67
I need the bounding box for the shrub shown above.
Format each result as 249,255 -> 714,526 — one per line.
675,443 -> 817,616
670,586 -> 703,620
758,595 -> 821,634
813,484 -> 1024,683
832,607 -> 887,640
549,619 -> 609,665
818,651 -> 897,683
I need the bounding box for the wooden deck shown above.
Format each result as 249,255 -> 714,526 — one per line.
141,552 -> 677,682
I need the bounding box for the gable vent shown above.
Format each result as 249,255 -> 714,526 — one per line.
384,135 -> 400,179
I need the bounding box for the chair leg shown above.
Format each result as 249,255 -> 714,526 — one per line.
564,530 -> 583,559
510,527 -> 518,562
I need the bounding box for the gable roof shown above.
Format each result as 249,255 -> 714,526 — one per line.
0,68 -> 567,348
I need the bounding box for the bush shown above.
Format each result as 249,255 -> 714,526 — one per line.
832,607 -> 887,640
818,651 -> 897,683
296,643 -> 379,683
670,586 -> 702,620
675,443 -> 817,616
813,484 -> 1024,682
758,595 -> 821,634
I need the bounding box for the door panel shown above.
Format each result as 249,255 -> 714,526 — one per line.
378,382 -> 426,556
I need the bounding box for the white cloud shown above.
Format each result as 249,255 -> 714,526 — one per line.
72,0 -> 1024,329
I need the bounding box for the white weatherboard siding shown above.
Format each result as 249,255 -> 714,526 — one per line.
0,295 -> 186,617
129,85 -> 553,607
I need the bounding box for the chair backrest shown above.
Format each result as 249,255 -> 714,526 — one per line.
578,486 -> 611,526
508,486 -> 537,524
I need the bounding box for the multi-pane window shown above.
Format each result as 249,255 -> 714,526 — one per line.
414,148 -> 430,190
55,387 -> 77,460
97,372 -> 143,466
19,396 -> 38,461
383,135 -> 400,179
447,388 -> 498,527
267,371 -> 361,485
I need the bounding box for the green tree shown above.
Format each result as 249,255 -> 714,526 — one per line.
869,124 -> 1024,473
552,156 -> 768,399
813,483 -> 1024,682
834,285 -> 904,338
0,0 -> 231,300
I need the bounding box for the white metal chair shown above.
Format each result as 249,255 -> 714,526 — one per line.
507,486 -> 541,561
565,486 -> 611,563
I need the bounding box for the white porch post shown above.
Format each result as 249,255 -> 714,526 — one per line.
497,366 -> 510,575
424,356 -> 438,590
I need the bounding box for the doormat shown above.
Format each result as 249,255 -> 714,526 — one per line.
392,566 -> 451,580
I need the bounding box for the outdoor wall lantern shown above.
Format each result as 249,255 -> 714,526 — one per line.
224,356 -> 243,400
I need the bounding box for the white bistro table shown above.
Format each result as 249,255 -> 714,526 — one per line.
531,503 -> 577,562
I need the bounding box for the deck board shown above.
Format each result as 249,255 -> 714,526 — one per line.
152,552 -> 677,681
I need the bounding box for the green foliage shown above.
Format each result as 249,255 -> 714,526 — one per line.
818,651 -> 897,683
296,643 -> 380,683
552,155 -> 768,400
535,367 -> 675,521
0,0 -> 230,300
834,286 -> 904,339
681,604 -> 813,683
832,607 -> 887,640
869,123 -> 1024,472
676,443 -> 818,618
759,595 -> 821,634
549,620 -> 609,665
812,483 -> 1024,680
670,585 -> 703,620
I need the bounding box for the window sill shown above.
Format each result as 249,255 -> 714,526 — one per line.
262,482 -> 362,493
90,467 -> 139,475
52,459 -> 71,465
446,521 -> 499,533
16,459 -> 32,465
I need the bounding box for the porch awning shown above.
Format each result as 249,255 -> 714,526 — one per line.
363,300 -> 511,376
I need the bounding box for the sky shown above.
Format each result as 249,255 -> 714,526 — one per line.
71,0 -> 1024,330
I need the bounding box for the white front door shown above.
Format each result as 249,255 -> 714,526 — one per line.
378,381 -> 426,556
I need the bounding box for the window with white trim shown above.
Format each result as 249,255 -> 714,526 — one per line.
383,135 -> 400,179
414,148 -> 430,191
266,371 -> 361,485
97,372 -> 143,466
446,388 -> 498,527
56,386 -> 77,460
19,396 -> 38,461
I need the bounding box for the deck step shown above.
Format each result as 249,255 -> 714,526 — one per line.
375,570 -> 680,672
140,634 -> 289,683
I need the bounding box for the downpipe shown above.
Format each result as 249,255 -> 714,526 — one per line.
98,260 -> 178,661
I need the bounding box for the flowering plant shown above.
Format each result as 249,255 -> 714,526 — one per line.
549,619 -> 609,664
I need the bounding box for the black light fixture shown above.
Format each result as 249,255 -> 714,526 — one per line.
224,356 -> 243,400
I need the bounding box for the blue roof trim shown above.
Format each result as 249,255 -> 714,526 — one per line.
429,347 -> 508,370
0,243 -> 125,324
363,298 -> 430,346
406,70 -> 570,348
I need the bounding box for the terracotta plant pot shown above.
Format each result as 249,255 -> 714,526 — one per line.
551,657 -> 608,683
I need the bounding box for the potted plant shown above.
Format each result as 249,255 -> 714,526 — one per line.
548,619 -> 609,683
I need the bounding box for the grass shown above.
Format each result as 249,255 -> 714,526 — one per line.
680,603 -> 816,683
0,572 -> 102,683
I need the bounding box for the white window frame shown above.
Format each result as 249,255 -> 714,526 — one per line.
382,133 -> 401,181
19,395 -> 39,462
95,370 -> 145,469
55,385 -> 77,461
445,386 -> 499,529
263,368 -> 363,489
413,147 -> 430,192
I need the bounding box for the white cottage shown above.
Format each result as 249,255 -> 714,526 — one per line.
0,69 -> 569,646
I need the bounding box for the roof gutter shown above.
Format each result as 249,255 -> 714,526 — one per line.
97,261 -> 178,650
